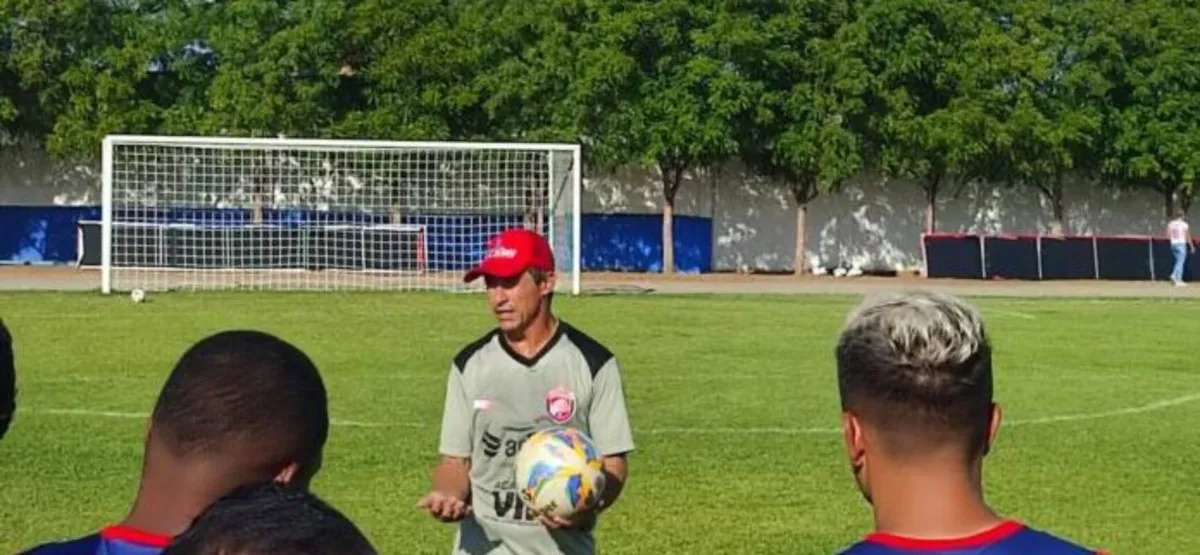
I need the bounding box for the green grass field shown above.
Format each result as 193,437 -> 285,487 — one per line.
1,291 -> 1197,554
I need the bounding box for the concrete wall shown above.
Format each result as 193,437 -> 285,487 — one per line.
2,144 -> 1169,272
583,163 -> 1167,272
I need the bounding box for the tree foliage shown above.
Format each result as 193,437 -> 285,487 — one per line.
723,0 -> 865,272
990,0 -> 1121,235
4,0 -> 1200,268
571,0 -> 754,273
842,0 -> 1002,232
1103,0 -> 1200,217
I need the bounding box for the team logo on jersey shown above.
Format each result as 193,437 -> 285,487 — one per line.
545,387 -> 576,423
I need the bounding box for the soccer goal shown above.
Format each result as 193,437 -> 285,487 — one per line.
91,135 -> 582,294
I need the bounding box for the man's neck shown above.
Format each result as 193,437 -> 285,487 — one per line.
869,462 -> 1002,540
120,463 -> 239,536
503,313 -> 559,359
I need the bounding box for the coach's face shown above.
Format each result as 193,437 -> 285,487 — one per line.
485,270 -> 553,332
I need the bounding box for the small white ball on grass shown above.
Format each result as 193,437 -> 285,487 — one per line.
130,289 -> 146,304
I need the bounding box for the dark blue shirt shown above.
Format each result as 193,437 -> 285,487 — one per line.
22,525 -> 171,555
839,521 -> 1104,555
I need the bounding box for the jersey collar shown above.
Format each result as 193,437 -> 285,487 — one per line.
864,520 -> 1024,551
498,321 -> 566,367
99,525 -> 174,548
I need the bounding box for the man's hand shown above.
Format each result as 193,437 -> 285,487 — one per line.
417,490 -> 471,523
419,455 -> 472,523
535,509 -> 594,530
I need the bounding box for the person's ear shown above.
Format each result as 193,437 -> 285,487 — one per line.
541,272 -> 557,297
842,412 -> 866,472
983,403 -> 1003,456
276,450 -> 324,489
273,462 -> 301,484
842,411 -> 872,503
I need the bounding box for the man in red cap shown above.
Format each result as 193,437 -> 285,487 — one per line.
417,228 -> 635,555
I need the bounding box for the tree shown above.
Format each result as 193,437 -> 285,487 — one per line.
467,0 -> 590,143
725,0 -> 865,274
336,0 -> 489,141
990,0 -> 1120,235
198,0 -> 353,138
0,19 -> 26,145
841,0 -> 1001,233
1103,1 -> 1200,218
572,0 -> 752,274
2,0 -> 164,158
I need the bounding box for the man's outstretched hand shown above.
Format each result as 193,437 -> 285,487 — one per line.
417,490 -> 471,523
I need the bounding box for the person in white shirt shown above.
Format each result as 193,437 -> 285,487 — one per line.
1167,210 -> 1195,286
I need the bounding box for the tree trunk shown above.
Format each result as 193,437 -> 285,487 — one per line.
1165,181 -> 1191,217
923,177 -> 940,233
662,194 -> 675,275
660,162 -> 684,275
1049,180 -> 1066,236
791,179 -> 818,276
794,202 -> 807,276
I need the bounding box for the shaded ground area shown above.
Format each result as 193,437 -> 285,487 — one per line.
3,265 -> 1200,298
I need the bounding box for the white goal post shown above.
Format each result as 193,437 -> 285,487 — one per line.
95,135 -> 582,294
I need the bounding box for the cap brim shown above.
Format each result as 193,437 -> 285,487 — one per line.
463,259 -> 527,283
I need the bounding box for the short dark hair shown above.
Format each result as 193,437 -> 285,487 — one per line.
163,482 -> 376,555
835,292 -> 994,458
150,330 -> 328,465
0,318 -> 15,440
529,268 -> 555,305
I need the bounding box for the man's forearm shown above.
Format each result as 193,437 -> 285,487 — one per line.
433,456 -> 472,500
596,456 -> 628,513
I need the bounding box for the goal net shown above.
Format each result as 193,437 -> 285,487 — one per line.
94,135 -> 582,294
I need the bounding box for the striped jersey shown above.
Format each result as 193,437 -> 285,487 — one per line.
438,321 -> 635,555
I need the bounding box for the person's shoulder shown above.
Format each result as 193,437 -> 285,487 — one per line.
834,540 -> 891,555
1006,525 -> 1104,554
453,328 -> 500,373
20,534 -> 103,555
25,526 -> 173,555
560,321 -> 615,377
22,526 -> 172,555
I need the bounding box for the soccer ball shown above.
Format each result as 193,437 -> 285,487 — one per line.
130,289 -> 145,303
514,427 -> 606,519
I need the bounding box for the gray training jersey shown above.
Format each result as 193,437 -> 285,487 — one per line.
437,321 -> 635,555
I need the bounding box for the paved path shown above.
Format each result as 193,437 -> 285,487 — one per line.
3,265 -> 1199,299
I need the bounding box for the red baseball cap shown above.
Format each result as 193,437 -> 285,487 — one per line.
463,228 -> 555,283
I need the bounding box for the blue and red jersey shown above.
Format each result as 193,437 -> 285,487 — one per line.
839,520 -> 1104,555
21,525 -> 171,555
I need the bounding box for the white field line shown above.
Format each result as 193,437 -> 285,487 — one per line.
988,309 -> 1038,320
25,392 -> 1200,435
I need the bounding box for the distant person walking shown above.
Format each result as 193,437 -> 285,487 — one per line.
1168,210 -> 1194,286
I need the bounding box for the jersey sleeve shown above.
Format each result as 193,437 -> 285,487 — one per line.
589,358 -> 635,456
437,364 -> 474,458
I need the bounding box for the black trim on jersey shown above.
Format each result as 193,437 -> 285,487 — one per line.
498,324 -> 565,367
561,322 -> 614,377
453,330 -> 498,373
